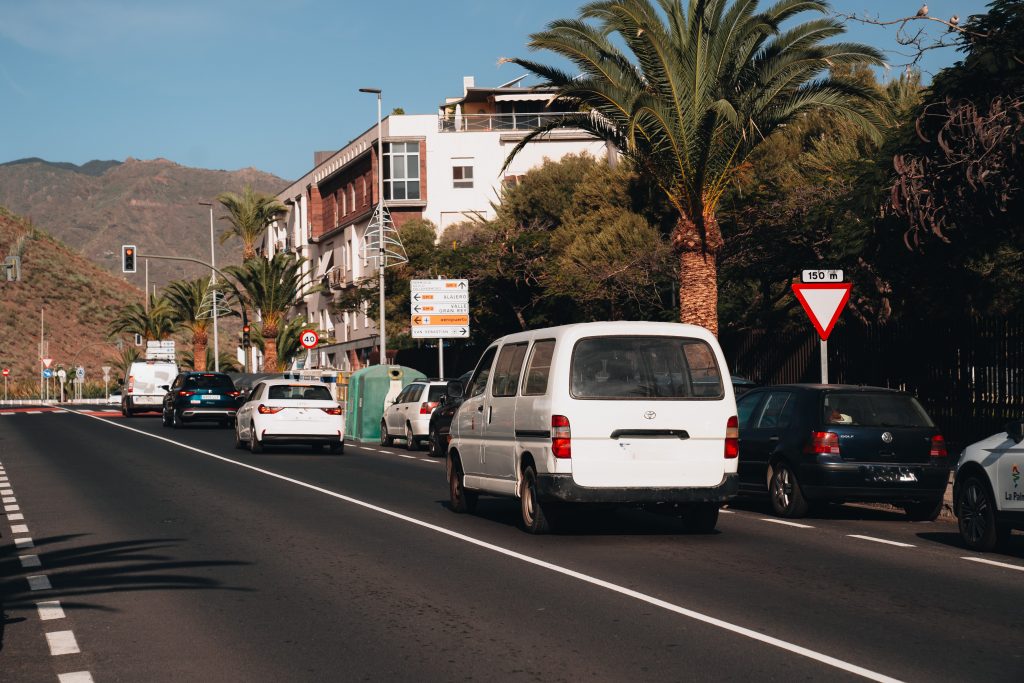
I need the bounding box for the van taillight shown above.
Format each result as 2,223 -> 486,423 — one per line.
320,407 -> 343,415
552,415 -> 571,458
725,416 -> 739,458
420,401 -> 438,415
930,434 -> 948,457
806,431 -> 840,455
127,376 -> 134,394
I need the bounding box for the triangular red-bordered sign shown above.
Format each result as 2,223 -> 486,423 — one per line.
791,283 -> 852,340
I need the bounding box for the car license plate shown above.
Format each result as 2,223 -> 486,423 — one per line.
203,394 -> 221,400
899,472 -> 917,482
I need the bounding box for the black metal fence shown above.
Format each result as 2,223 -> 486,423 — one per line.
720,316 -> 1024,452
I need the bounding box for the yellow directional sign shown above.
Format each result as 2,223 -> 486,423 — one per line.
411,315 -> 469,326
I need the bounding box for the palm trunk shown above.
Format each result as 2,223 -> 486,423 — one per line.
193,339 -> 207,372
673,213 -> 723,336
243,244 -> 257,262
263,333 -> 279,373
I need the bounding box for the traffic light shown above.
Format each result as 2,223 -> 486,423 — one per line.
122,245 -> 137,273
242,324 -> 251,348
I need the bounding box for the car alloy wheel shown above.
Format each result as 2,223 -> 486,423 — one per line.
380,421 -> 392,447
957,476 -> 1005,552
769,462 -> 808,518
249,422 -> 263,453
406,423 -> 418,451
172,409 -> 183,429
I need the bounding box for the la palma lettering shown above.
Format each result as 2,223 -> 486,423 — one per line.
1005,491 -> 1024,502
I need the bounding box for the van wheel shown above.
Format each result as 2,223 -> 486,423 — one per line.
769,461 -> 809,518
448,456 -> 477,513
904,496 -> 944,522
520,465 -> 556,534
380,421 -> 394,447
681,503 -> 719,534
957,476 -> 1009,551
405,423 -> 418,451
330,441 -> 345,454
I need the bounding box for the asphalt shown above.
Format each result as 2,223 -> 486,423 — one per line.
1,407 -> 1022,682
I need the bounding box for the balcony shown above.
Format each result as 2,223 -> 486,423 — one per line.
438,111 -> 581,133
327,268 -> 347,290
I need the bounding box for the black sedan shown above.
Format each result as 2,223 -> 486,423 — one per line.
427,371 -> 472,457
736,384 -> 951,520
161,371 -> 242,428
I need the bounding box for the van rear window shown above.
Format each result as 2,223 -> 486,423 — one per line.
571,336 -> 723,399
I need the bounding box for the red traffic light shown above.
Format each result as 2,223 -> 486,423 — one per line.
242,324 -> 251,333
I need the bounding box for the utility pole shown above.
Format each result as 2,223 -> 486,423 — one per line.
199,201 -> 220,371
360,87 -> 387,365
39,308 -> 44,401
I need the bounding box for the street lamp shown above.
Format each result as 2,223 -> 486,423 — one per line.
198,201 -> 220,372
360,86 -> 387,366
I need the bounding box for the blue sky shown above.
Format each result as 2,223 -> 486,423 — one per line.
0,0 -> 990,181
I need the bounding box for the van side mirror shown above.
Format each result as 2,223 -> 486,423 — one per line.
446,380 -> 464,399
1007,419 -> 1024,444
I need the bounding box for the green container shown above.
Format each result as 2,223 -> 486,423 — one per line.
345,365 -> 427,442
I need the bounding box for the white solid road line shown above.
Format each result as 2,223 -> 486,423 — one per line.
962,556 -> 1024,572
63,408 -> 904,683
27,574 -> 52,591
37,600 -> 66,620
760,518 -> 815,529
847,535 -> 916,548
58,673 -> 95,683
45,630 -> 80,656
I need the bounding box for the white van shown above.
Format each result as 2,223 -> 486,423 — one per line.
446,321 -> 739,533
122,360 -> 178,416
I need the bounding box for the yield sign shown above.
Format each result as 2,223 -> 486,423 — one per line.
42,357 -> 53,369
791,283 -> 851,340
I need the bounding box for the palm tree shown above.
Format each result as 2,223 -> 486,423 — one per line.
226,253 -> 319,372
164,278 -> 217,371
181,347 -> 241,373
248,316 -> 309,371
109,295 -> 176,341
108,346 -> 143,382
216,185 -> 287,262
503,0 -> 884,334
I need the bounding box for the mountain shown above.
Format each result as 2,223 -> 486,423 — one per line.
0,206 -> 143,390
0,157 -> 289,289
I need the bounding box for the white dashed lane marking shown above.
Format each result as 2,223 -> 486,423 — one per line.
15,536 -> 34,549
20,554 -> 42,568
847,535 -> 916,548
37,600 -> 66,620
396,454 -> 417,459
760,518 -> 815,529
2,496 -> 15,504
27,574 -> 52,591
962,556 -> 1024,572
8,512 -> 24,520
419,458 -> 440,463
11,523 -> 29,534
59,672 -> 95,683
45,630 -> 80,656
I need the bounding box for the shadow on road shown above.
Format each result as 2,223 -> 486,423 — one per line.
916,530 -> 1024,560
0,534 -> 253,653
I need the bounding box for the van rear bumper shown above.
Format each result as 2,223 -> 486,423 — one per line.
536,473 -> 738,504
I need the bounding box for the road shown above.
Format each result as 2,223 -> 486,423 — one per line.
1,406 -> 1023,682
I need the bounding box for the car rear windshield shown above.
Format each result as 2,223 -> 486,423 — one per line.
822,392 -> 934,428
267,384 -> 334,401
427,385 -> 447,402
570,336 -> 724,399
183,374 -> 235,390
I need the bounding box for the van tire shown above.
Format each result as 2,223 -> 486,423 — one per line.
769,461 -> 809,518
681,503 -> 719,534
520,465 -> 556,534
448,456 -> 477,513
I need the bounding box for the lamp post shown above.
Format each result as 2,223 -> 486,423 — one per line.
198,201 -> 220,371
360,86 -> 387,366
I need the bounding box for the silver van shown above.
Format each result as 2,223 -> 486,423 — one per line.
446,322 -> 739,533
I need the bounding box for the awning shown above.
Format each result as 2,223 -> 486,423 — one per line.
494,93 -> 555,103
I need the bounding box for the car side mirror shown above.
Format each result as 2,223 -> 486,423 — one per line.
446,380 -> 464,399
1006,419 -> 1024,444
160,385 -> 170,391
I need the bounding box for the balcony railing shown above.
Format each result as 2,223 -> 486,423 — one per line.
438,112 -> 581,132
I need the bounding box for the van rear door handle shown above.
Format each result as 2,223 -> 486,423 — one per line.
476,405 -> 484,412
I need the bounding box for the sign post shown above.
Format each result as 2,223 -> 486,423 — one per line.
2,367 -> 8,401
792,272 -> 851,384
102,365 -> 111,401
410,279 -> 469,380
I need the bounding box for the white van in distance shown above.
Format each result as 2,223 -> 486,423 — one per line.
122,360 -> 177,416
446,321 -> 739,533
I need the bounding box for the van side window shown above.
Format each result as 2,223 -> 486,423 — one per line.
522,340 -> 555,396
468,346 -> 499,398
492,343 -> 528,397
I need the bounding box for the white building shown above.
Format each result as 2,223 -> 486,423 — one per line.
264,76 -> 615,371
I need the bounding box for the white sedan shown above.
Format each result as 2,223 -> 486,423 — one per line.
235,379 -> 345,454
954,418 -> 1024,551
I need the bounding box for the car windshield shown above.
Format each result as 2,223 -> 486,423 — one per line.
823,393 -> 934,428
183,374 -> 235,390
570,336 -> 723,399
267,384 -> 334,401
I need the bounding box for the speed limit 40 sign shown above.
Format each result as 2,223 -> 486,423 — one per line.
299,329 -> 319,349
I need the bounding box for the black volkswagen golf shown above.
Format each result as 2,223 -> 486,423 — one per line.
161,372 -> 242,428
736,385 -> 951,520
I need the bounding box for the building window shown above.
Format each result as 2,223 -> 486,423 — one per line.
383,141 -> 420,200
350,183 -> 355,210
341,187 -> 347,216
453,165 -> 473,189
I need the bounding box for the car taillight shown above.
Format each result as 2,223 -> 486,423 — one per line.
127,376 -> 134,394
725,416 -> 739,458
320,407 -> 343,415
228,390 -> 240,397
258,404 -> 283,414
419,401 -> 439,415
552,415 -> 571,458
178,391 -> 195,397
806,431 -> 840,455
930,434 -> 947,457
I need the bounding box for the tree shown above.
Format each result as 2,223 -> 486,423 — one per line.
504,0 -> 884,334
108,346 -> 142,381
227,253 -> 319,372
249,316 -> 308,370
164,278 -> 215,371
216,185 -> 287,262
109,295 -> 175,341
180,347 -> 240,372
